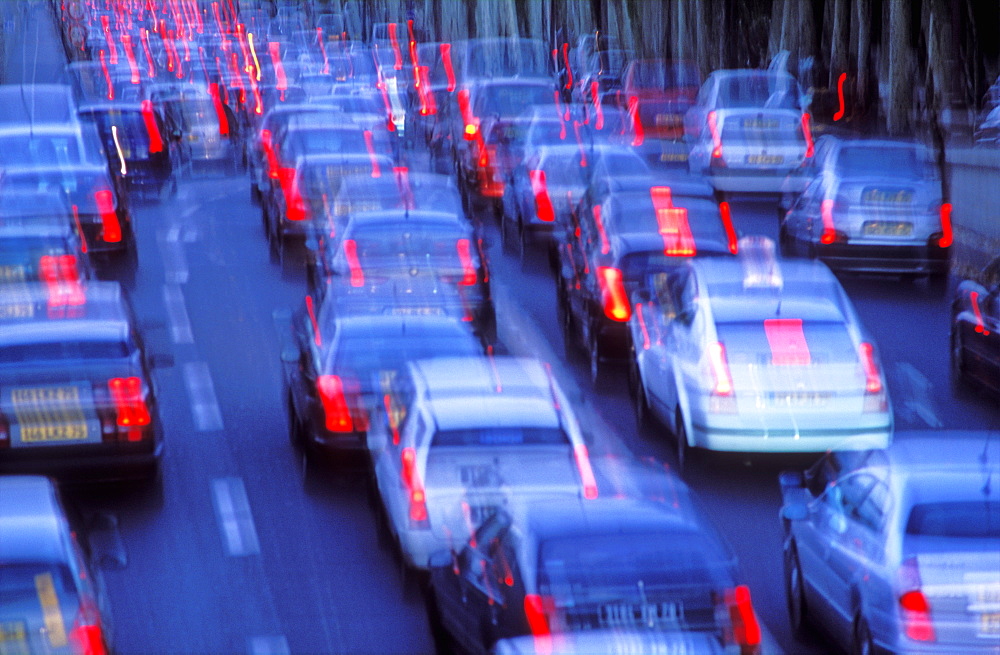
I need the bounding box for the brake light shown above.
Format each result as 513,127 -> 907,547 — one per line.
458,89 -> 478,140
121,34 -> 140,84
69,623 -> 106,655
562,42 -> 572,90
820,199 -> 837,244
108,377 -> 151,441
937,203 -> 953,248
708,111 -> 723,158
208,82 -> 230,137
343,239 -> 365,287
140,100 -> 164,153
529,170 -> 555,222
416,65 -> 436,115
387,22 -> 403,70
95,190 -> 121,243
593,205 -> 610,255
899,557 -> 935,642
39,255 -> 85,306
971,291 -> 991,335
261,130 -> 279,178
720,202 -> 739,254
597,266 -> 631,322
628,95 -> 644,146
573,444 -> 599,499
269,41 -> 287,91
708,342 -> 734,396
523,594 -> 551,636
456,239 -> 477,285
440,43 -> 456,92
858,342 -> 882,394
800,113 -> 815,158
282,169 -> 308,222
725,585 -> 762,654
362,130 -> 382,178
401,447 -> 429,526
317,374 -> 354,432
591,81 -> 604,129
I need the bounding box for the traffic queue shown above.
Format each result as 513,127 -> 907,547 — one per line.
0,0 -> 997,654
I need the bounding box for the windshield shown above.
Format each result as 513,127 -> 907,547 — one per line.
906,502 -> 1000,538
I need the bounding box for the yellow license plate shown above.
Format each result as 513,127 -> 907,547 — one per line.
11,386 -> 90,443
0,621 -> 28,649
655,113 -> 682,126
863,221 -> 913,237
0,303 -> 35,319
19,423 -> 89,442
862,188 -> 913,204
747,154 -> 784,165
0,265 -> 26,283
980,612 -> 1000,636
660,152 -> 688,162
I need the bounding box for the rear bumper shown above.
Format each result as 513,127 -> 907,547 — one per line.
818,242 -> 950,275
0,440 -> 162,481
705,168 -> 811,193
691,422 -> 891,453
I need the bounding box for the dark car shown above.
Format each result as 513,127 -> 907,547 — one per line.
0,475 -> 112,654
426,494 -> 762,655
951,255 -> 1000,395
0,282 -> 165,481
275,307 -> 483,463
0,214 -> 93,288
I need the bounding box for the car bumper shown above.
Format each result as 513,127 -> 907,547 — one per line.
705,169 -> 812,193
691,422 -> 892,453
0,440 -> 162,481
817,242 -> 950,275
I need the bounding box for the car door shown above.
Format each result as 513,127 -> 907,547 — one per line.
967,286 -> 1000,385
645,269 -> 687,418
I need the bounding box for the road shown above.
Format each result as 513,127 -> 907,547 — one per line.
2,2 -> 997,653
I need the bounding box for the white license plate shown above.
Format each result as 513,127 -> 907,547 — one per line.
746,154 -> 784,165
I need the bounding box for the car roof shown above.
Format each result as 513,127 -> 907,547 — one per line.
517,496 -> 713,543
0,476 -> 68,564
410,356 -> 554,400
330,313 -> 473,339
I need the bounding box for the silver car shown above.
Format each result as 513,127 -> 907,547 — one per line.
780,432 -> 1000,654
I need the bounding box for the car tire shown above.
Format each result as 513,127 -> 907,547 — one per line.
784,543 -> 812,638
851,615 -> 875,655
632,365 -> 652,431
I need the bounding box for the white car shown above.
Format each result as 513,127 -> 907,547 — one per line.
367,356 -> 598,569
629,237 -> 892,468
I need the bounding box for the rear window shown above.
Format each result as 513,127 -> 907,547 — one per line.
906,502 -> 1000,538
717,74 -> 799,109
477,85 -> 554,119
721,114 -> 804,143
333,334 -> 480,375
0,340 -> 132,364
86,110 -> 155,158
288,128 -> 369,156
433,427 -> 569,447
344,222 -> 469,258
835,147 -> 930,179
715,320 -> 856,365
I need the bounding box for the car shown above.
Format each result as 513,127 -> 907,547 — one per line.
628,236 -> 892,469
558,183 -> 739,382
0,475 -> 112,654
0,83 -> 79,125
684,69 -> 813,193
367,356 -> 598,570
426,493 -> 762,655
0,211 -> 94,287
494,630 -> 729,654
620,59 -> 701,164
780,138 -> 951,279
0,282 -> 165,480
0,122 -> 109,170
145,82 -> 239,175
275,306 -> 484,463
779,432 -> 1000,654
573,48 -> 632,108
950,255 -> 1000,395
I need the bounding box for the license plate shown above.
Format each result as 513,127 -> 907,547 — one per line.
0,265 -> 26,283
746,154 -> 784,165
979,612 -> 1000,636
769,392 -> 830,407
862,188 -> 913,204
0,621 -> 28,650
660,152 -> 688,162
459,465 -> 503,488
599,601 -> 681,628
389,306 -> 445,316
0,302 -> 34,319
863,221 -> 913,237
10,386 -> 90,443
743,118 -> 779,129
655,113 -> 682,126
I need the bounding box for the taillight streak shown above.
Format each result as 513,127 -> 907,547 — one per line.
628,95 -> 643,146
591,80 -> 604,129
592,205 -> 610,255
456,239 -> 477,285
208,82 -> 230,136
597,266 -> 631,322
801,113 -> 814,158
858,342 -> 882,394
141,100 -> 164,153
39,255 -> 85,306
971,291 -> 991,335
720,201 -> 739,253
401,447 -> 429,525
362,130 -> 382,178
708,342 -> 734,396
708,111 -> 722,158
387,22 -> 403,70
573,444 -> 599,499
94,190 -> 121,243
269,41 -> 287,91
523,594 -> 551,636
108,377 -> 151,441
317,374 -> 354,432
725,585 -> 762,653
343,239 -> 365,287
529,170 -> 555,222
440,43 -> 456,92
937,202 -> 953,248
820,199 -> 837,244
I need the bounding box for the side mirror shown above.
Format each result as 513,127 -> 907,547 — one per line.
171,129 -> 183,141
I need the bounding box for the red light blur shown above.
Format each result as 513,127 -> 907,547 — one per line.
833,73 -> 847,121
628,95 -> 643,146
440,43 -> 456,92
802,113 -> 814,158
938,203 -> 953,248
305,294 -> 321,346
900,590 -> 936,642
720,202 -> 739,254
858,342 -> 882,394
726,585 -> 762,649
597,266 -> 631,322
95,190 -> 121,243
387,22 -> 403,71
763,318 -> 811,365
971,291 -> 991,335
317,374 -> 354,432
820,199 -> 837,244
140,100 -> 164,153
362,130 -> 382,178
573,444 -> 599,499
456,239 -> 477,286
529,170 -> 556,223
708,111 -> 722,158
708,342 -> 734,396
108,377 -> 151,430
343,239 -> 365,287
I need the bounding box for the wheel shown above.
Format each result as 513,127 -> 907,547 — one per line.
675,411 -> 689,474
784,543 -> 812,638
851,615 -> 875,655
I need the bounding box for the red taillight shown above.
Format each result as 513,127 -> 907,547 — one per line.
593,205 -> 610,255
573,444 -> 598,499
597,266 -> 631,322
523,594 -> 551,636
561,42 -> 572,90
440,43 -> 456,92
458,89 -> 478,140
456,239 -> 477,286
261,130 -> 279,178
900,590 -> 935,641
591,80 -> 604,129
820,199 -> 837,245
277,167 -> 307,221
707,342 -> 734,396
40,255 -> 85,306
140,100 -> 164,153
362,130 -> 382,178
208,82 -> 230,137
725,585 -> 762,653
708,111 -> 722,159
858,342 -> 882,394
69,623 -> 106,655
108,377 -> 151,441
720,201 -> 739,254
94,190 -> 121,243
801,113 -> 814,158
387,22 -> 403,71
529,170 -> 555,222
343,239 -> 365,287
937,202 -> 953,248
628,95 -> 644,146
654,206 -> 695,256
269,41 -> 287,91
971,291 -> 991,335
317,374 -> 354,432
401,447 -> 429,526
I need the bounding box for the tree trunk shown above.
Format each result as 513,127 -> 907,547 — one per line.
887,0 -> 914,135
855,0 -> 872,117
829,0 -> 849,87
769,0 -> 785,59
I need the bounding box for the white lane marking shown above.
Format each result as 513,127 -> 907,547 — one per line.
183,361 -> 224,431
211,477 -> 260,557
157,228 -> 189,284
181,204 -> 201,219
893,362 -> 943,427
162,284 -> 194,344
247,636 -> 290,655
